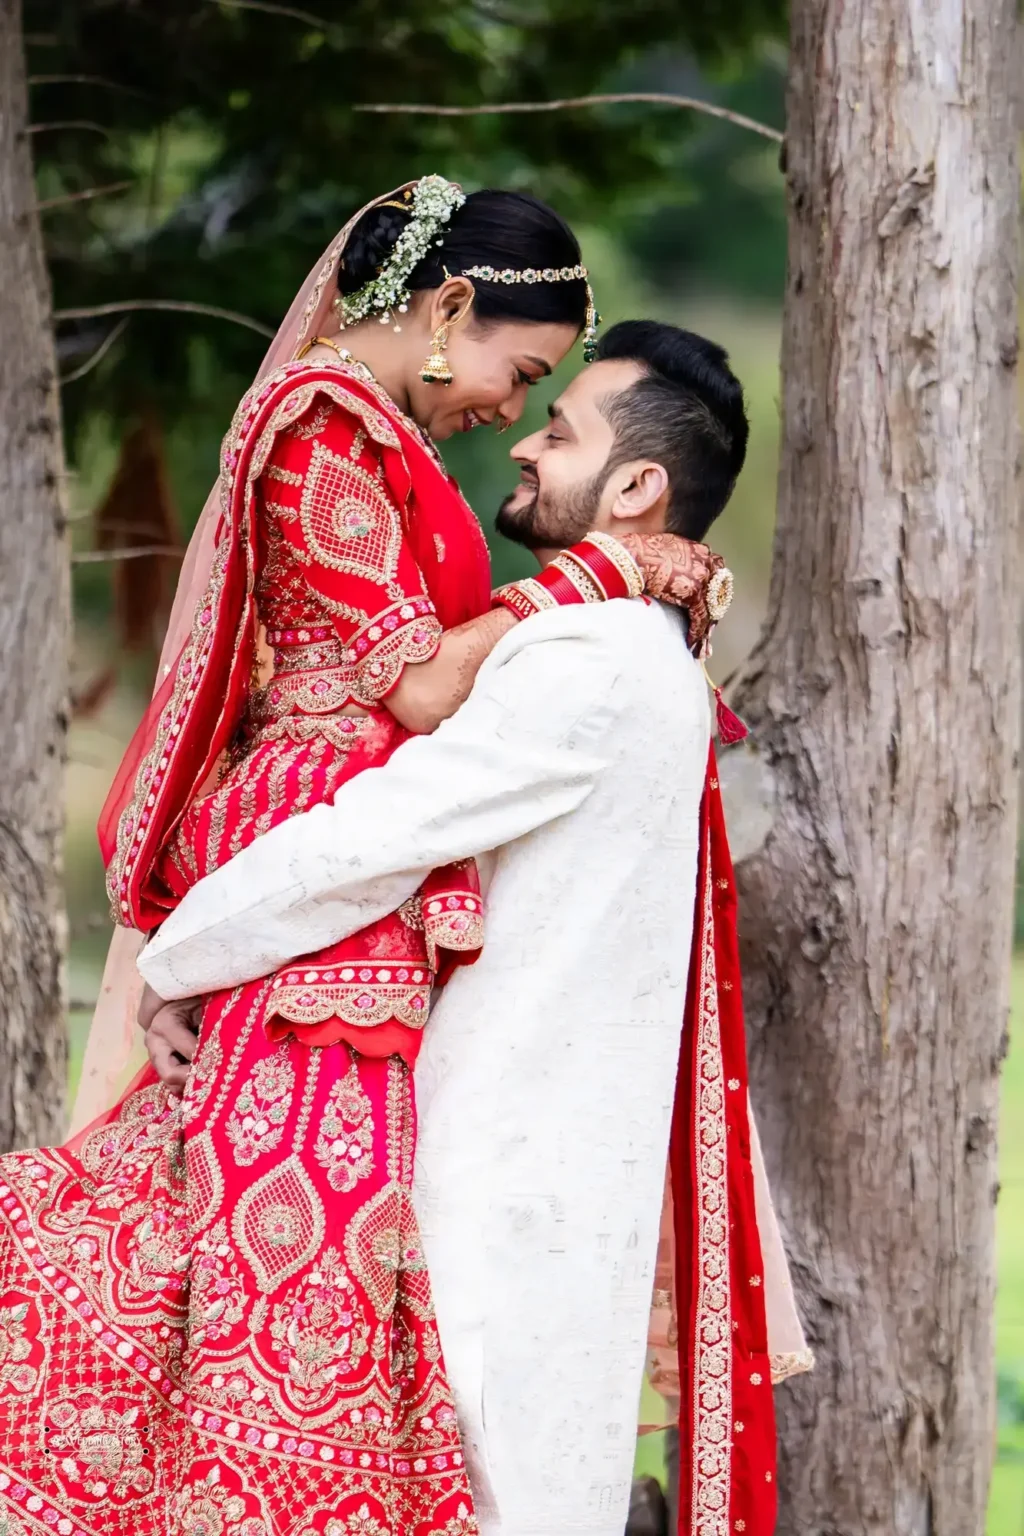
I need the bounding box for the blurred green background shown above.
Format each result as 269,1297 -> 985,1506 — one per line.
41,9 -> 1022,1526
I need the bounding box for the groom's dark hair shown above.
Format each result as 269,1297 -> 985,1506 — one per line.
594,321 -> 748,541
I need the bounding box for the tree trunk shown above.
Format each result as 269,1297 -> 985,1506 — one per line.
0,1 -> 70,1150
731,1 -> 1021,1531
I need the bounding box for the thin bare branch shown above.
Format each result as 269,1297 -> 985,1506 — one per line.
355,93 -> 783,144
27,121 -> 114,141
69,914 -> 111,937
60,318 -> 130,385
54,299 -> 275,338
72,545 -> 184,566
205,0 -> 330,26
28,75 -> 146,97
37,180 -> 133,212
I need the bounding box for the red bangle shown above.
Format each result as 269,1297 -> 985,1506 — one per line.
565,540 -> 624,598
491,534 -> 644,622
572,532 -> 644,599
533,562 -> 587,605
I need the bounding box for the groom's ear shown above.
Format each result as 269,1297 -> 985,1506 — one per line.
608,460 -> 670,523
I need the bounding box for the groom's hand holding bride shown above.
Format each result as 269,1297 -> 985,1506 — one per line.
139,983 -> 199,1092
134,530 -> 719,1093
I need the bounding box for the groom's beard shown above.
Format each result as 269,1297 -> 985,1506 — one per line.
495,467 -> 606,551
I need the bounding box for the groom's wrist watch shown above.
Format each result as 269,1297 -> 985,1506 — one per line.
492,531 -> 645,621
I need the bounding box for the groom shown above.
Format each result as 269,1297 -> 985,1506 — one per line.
137,320 -> 785,1535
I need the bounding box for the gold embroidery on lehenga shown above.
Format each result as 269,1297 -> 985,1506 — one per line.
172,1463 -> 271,1536
186,1129 -> 226,1233
251,739 -> 298,844
203,764 -> 235,881
182,1033 -> 225,1127
228,744 -> 278,860
189,1217 -> 249,1347
45,1394 -> 155,1499
266,463 -> 303,486
227,1051 -> 296,1167
294,733 -> 326,818
314,1055 -> 375,1193
0,1301 -> 39,1395
344,1183 -> 431,1325
233,1155 -> 326,1294
79,1082 -> 184,1194
262,1247 -> 371,1410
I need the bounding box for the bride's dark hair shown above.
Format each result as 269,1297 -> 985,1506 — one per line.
339,189 -> 588,331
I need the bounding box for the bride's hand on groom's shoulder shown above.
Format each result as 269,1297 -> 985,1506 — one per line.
616,532 -> 719,609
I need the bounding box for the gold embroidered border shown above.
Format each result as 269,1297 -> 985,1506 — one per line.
354,620 -> 442,705
422,898 -> 484,971
106,536 -> 234,921
691,831 -> 732,1536
265,968 -> 432,1031
241,716 -> 375,756
248,667 -> 374,722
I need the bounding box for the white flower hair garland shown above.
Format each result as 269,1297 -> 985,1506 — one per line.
334,173 -> 600,357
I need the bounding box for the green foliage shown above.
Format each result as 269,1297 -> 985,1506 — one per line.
26,0 -> 784,446
620,52 -> 788,301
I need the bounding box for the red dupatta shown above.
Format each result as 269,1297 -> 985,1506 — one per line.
99,358 -> 491,930
671,744 -> 778,1536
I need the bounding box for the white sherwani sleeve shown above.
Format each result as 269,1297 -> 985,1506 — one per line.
138,618 -> 626,1002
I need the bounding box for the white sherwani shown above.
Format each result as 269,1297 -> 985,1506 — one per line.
141,599 -> 709,1536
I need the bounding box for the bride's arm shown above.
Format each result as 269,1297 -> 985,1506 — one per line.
386,606 -> 517,734
386,532 -> 718,735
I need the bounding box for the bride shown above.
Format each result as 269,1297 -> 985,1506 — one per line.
0,178 -> 714,1536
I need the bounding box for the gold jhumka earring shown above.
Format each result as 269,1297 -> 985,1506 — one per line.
420,322 -> 453,385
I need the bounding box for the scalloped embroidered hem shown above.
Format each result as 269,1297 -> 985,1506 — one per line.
266,970 -> 432,1031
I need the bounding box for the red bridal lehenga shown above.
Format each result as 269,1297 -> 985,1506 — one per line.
0,354 -> 491,1536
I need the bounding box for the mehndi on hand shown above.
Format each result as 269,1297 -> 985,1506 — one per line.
617,532 -> 730,652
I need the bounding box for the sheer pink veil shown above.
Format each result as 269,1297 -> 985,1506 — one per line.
69,185 -> 415,1135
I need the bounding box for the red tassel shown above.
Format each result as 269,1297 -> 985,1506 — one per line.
715,688 -> 748,744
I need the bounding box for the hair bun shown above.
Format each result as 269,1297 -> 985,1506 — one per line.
338,203 -> 411,295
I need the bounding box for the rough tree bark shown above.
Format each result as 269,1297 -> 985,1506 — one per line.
729,1 -> 1022,1530
0,1 -> 70,1149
